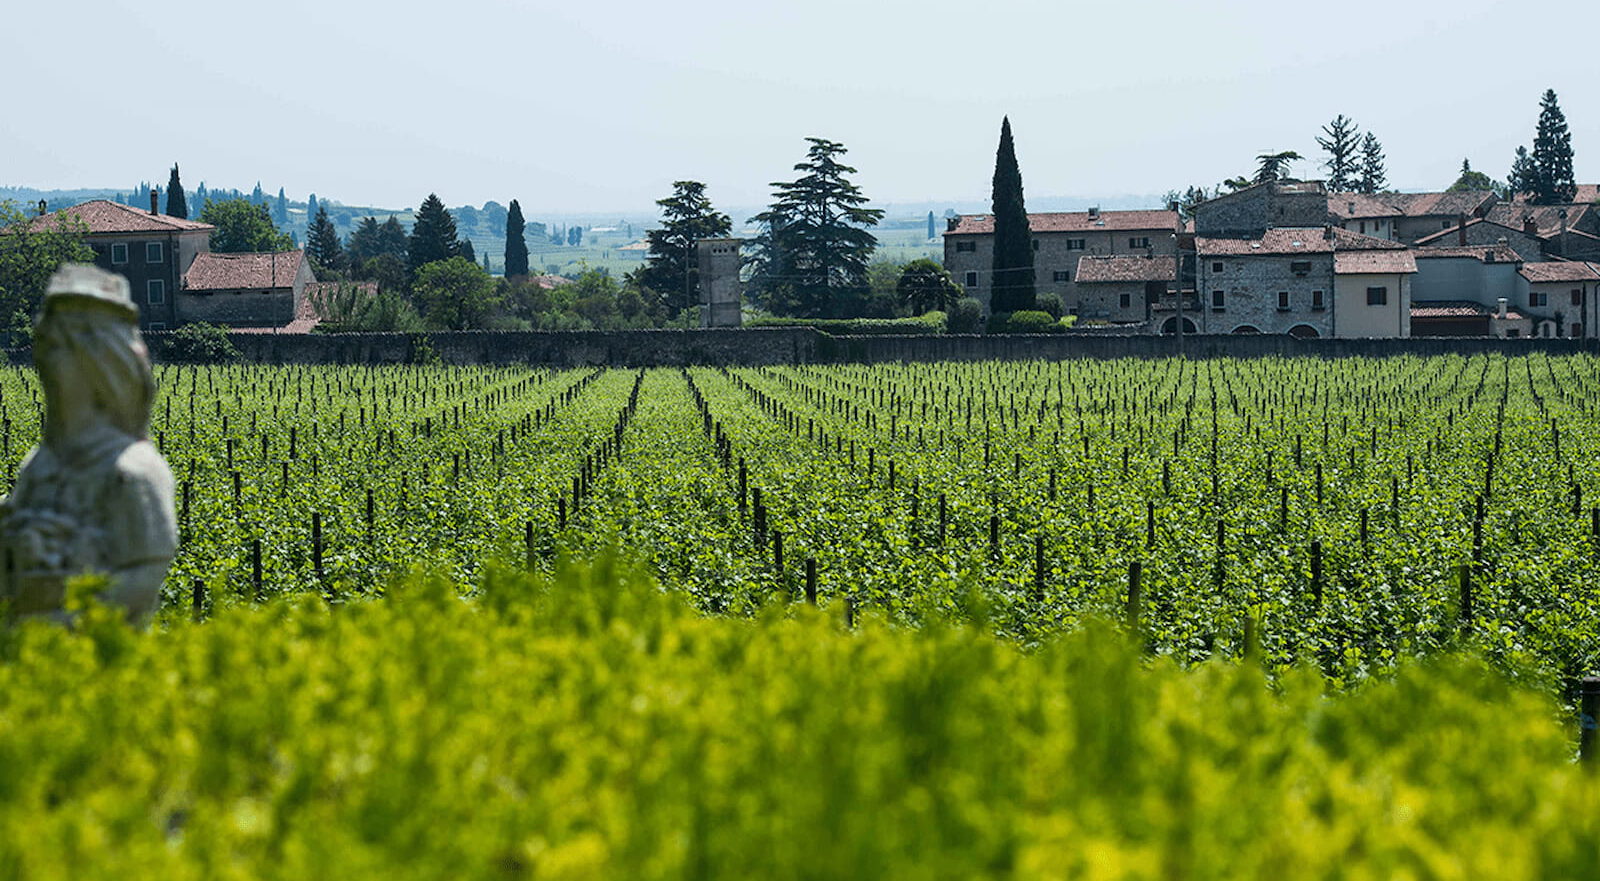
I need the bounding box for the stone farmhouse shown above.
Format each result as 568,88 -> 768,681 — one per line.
27,195 -> 319,331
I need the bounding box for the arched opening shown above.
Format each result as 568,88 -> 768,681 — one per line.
1230,324 -> 1262,334
1288,324 -> 1320,339
1159,317 -> 1198,335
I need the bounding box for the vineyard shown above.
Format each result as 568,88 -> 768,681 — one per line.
4,354 -> 1600,878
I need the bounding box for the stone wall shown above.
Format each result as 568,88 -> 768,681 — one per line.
117,326 -> 1600,369
1196,252 -> 1335,336
944,226 -> 1178,315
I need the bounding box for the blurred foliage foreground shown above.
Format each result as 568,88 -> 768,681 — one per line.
0,557 -> 1596,881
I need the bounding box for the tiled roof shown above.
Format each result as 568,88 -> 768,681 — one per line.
1518,261 -> 1600,283
1334,251 -> 1417,274
1413,218 -> 1532,245
1512,184 -> 1600,205
1411,300 -> 1528,320
1074,255 -> 1177,283
27,199 -> 214,234
532,274 -> 571,290
1412,243 -> 1522,263
945,209 -> 1179,235
1196,227 -> 1404,256
183,251 -> 305,291
1484,202 -> 1592,238
1328,190 -> 1497,220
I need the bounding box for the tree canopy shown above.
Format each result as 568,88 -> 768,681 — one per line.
0,202 -> 93,333
305,206 -> 345,275
1357,134 -> 1387,194
1316,116 -> 1361,192
408,194 -> 461,275
201,199 -> 295,253
411,256 -> 498,329
638,181 -> 732,315
896,258 -> 962,315
504,199 -> 530,278
747,138 -> 883,318
1448,159 -> 1496,193
1530,89 -> 1576,205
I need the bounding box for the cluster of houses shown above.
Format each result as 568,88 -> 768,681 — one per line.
944,181 -> 1600,338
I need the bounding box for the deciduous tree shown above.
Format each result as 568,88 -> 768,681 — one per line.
411,256 -> 499,329
1448,159 -> 1496,193
0,202 -> 93,332
201,199 -> 295,253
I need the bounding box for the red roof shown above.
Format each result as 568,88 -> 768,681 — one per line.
1484,202 -> 1592,238
1413,218 -> 1534,246
1412,244 -> 1522,263
1074,254 -> 1176,283
1196,227 -> 1404,256
1411,300 -> 1528,320
1328,190 -> 1496,220
27,199 -> 214,234
183,251 -> 306,291
946,209 -> 1179,235
1334,251 -> 1417,274
1518,261 -> 1600,283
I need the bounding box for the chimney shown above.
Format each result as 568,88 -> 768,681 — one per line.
1523,216 -> 1539,236
1457,214 -> 1468,246
1497,297 -> 1508,319
1347,201 -> 1356,214
150,190 -> 159,215
36,200 -> 46,217
1323,224 -> 1334,241
946,217 -> 959,232
1560,208 -> 1570,257
1087,206 -> 1100,220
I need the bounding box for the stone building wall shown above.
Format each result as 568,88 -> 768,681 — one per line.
1193,183 -> 1331,238
1196,253 -> 1335,336
943,229 -> 1177,315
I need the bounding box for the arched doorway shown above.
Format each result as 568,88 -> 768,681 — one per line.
1230,325 -> 1261,334
1159,317 -> 1198,335
1288,324 -> 1320,339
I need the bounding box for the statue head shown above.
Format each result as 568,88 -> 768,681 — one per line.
34,264 -> 154,445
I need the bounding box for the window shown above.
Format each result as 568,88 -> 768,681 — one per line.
148,322 -> 167,331
1530,291 -> 1547,308
147,279 -> 165,304
1311,290 -> 1325,310
1129,236 -> 1151,249
1211,290 -> 1225,311
1052,270 -> 1070,282
1366,286 -> 1388,306
1119,293 -> 1131,308
1506,328 -> 1521,337
1065,238 -> 1086,250
1573,323 -> 1583,337
1211,261 -> 1223,273
1359,221 -> 1366,234
1277,291 -> 1290,311
111,243 -> 128,264
955,240 -> 976,253
1290,260 -> 1311,275
1572,289 -> 1583,306
964,271 -> 978,288
1442,220 -> 1452,229
146,242 -> 163,264
1031,239 -> 1040,251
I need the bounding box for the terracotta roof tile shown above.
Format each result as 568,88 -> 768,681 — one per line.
1074,255 -> 1177,283
1334,251 -> 1417,274
1329,190 -> 1496,220
26,199 -> 214,234
1196,227 -> 1404,256
1413,218 -> 1533,245
1412,243 -> 1522,263
946,209 -> 1179,235
183,251 -> 305,291
1410,300 -> 1528,320
1518,261 -> 1600,283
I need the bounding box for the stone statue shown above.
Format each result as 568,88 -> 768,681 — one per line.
0,264 -> 176,625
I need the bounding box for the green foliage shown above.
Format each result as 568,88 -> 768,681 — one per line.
1253,150 -> 1303,184
1316,115 -> 1361,191
158,322 -> 239,363
503,198 -> 529,278
305,206 -> 345,276
948,297 -> 984,333
1507,146 -> 1537,198
200,199 -> 295,253
165,163 -> 187,220
638,181 -> 732,315
990,117 -> 1035,314
411,257 -> 499,330
0,201 -> 93,333
1448,159 -> 1497,194
748,137 -> 884,318
1001,309 -> 1061,334
1358,133 -> 1388,194
0,559 -> 1595,878
310,282 -> 424,333
746,313 -> 947,335
407,194 -> 462,276
1531,89 -> 1577,205
896,257 -> 962,315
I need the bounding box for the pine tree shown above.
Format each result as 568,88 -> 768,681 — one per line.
990,117 -> 1035,315
1531,89 -> 1577,204
1357,133 -> 1388,194
166,164 -> 188,219
408,194 -> 460,274
273,188 -> 289,226
305,206 -> 345,275
1316,116 -> 1361,191
1508,146 -> 1537,196
504,199 -> 530,277
748,137 -> 883,318
378,217 -> 409,258
347,217 -> 383,265
638,181 -> 731,314
1254,151 -> 1303,184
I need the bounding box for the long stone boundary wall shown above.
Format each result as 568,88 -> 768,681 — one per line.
125,328 -> 1600,367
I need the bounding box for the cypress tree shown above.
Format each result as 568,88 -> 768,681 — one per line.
273,188 -> 289,226
504,199 -> 530,277
926,211 -> 935,240
166,164 -> 188,219
408,194 -> 460,274
1531,89 -> 1576,205
990,116 -> 1035,316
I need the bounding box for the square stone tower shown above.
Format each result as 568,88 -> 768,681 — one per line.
696,238 -> 743,327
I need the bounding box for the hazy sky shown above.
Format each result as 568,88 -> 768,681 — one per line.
5,0 -> 1597,214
